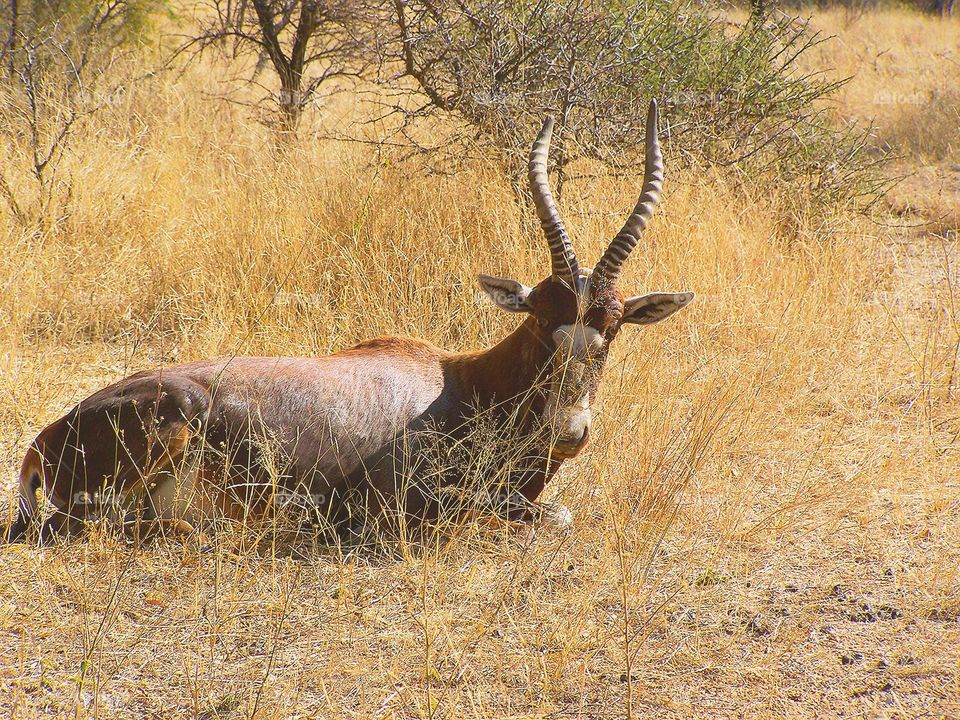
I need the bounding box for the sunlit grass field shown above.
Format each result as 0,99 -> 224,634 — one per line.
0,6 -> 958,719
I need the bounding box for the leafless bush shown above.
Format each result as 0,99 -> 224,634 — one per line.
180,0 -> 378,131
921,0 -> 955,15
382,0 -> 885,205
0,1 -> 145,226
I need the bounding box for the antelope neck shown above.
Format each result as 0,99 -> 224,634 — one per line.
448,317 -> 552,409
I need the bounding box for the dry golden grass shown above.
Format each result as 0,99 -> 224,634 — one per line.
1,7 -> 959,719
802,7 -> 960,231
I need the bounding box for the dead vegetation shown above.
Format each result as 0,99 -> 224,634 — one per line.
0,5 -> 958,720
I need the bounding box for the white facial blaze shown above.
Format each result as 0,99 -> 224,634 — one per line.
552,323 -> 604,359
546,323 -> 602,448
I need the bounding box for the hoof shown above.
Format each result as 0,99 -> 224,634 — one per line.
536,502 -> 574,532
513,502 -> 574,545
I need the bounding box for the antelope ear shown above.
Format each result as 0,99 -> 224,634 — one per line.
478,274 -> 535,313
622,291 -> 694,325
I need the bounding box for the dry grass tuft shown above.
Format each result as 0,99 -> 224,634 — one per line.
1,7 -> 959,719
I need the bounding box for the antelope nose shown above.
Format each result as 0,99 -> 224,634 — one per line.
555,421 -> 591,458
569,425 -> 589,453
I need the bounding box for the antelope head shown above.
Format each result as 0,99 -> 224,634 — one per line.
478,101 -> 694,458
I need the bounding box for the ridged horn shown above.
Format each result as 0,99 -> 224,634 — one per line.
593,100 -> 664,289
528,116 -> 579,281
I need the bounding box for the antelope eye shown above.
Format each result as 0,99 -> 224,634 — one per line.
537,315 -> 550,328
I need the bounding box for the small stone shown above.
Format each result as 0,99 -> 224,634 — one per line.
745,617 -> 771,637
830,584 -> 848,598
876,605 -> 902,620
840,652 -> 864,665
669,608 -> 697,625
844,605 -> 878,623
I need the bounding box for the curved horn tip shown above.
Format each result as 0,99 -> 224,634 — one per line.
534,115 -> 556,146
529,116 -> 555,169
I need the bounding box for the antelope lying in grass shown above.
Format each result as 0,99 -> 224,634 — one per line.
4,101 -> 693,544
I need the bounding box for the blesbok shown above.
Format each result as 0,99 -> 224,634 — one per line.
3,100 -> 694,545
